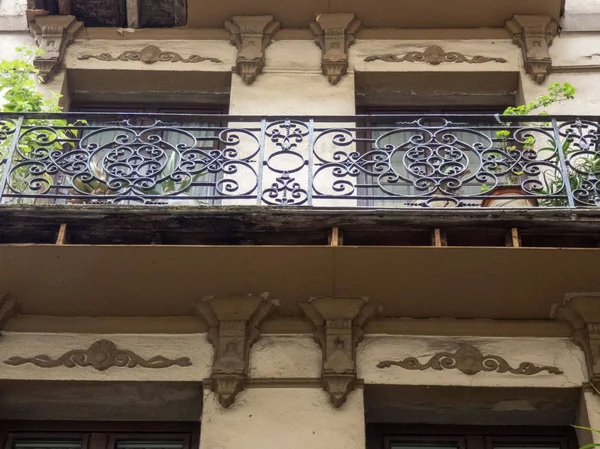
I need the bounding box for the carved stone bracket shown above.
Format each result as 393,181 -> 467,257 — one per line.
365,45 -> 507,65
553,294 -> 600,390
78,45 -> 222,64
193,293 -> 277,408
377,343 -> 563,376
0,294 -> 18,339
28,14 -> 84,83
310,13 -> 361,85
300,297 -> 378,407
4,339 -> 191,370
505,15 -> 558,84
224,15 -> 280,85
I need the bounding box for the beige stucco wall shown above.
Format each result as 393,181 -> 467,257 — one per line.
200,386 -> 365,449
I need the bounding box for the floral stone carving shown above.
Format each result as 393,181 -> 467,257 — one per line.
377,343 -> 563,375
193,293 -> 277,408
225,15 -> 280,85
300,297 -> 379,407
78,45 -> 222,64
4,339 -> 192,371
310,13 -> 361,85
365,45 -> 507,65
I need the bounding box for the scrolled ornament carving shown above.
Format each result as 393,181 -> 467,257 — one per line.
78,45 -> 222,64
365,45 -> 507,65
4,339 -> 192,371
377,343 -> 563,376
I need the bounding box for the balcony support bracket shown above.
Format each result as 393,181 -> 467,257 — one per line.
505,15 -> 558,84
27,14 -> 84,83
310,13 -> 361,85
300,296 -> 379,407
225,15 -> 280,85
193,293 -> 277,408
554,294 -> 600,391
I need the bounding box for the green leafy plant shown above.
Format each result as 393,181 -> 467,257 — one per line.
0,47 -> 84,202
480,82 -> 578,203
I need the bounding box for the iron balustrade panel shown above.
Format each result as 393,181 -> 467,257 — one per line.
0,112 -> 598,208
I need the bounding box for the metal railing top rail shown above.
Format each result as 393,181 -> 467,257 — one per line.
0,112 -> 598,123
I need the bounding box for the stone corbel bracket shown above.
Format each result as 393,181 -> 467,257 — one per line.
310,13 -> 361,85
28,14 -> 84,83
553,294 -> 600,390
0,293 -> 18,339
224,15 -> 280,85
300,297 -> 379,407
193,293 -> 277,408
505,15 -> 558,84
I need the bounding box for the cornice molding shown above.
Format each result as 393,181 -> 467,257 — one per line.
27,14 -> 84,83
377,343 -> 563,376
364,45 -> 507,65
553,294 -> 600,389
193,293 -> 277,408
77,45 -> 222,64
300,296 -> 378,407
224,15 -> 280,85
310,13 -> 361,85
3,339 -> 191,370
505,14 -> 558,84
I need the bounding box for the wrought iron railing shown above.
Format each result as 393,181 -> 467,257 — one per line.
0,112 -> 599,208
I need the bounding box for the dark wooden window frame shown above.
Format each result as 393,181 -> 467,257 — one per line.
367,424 -> 577,449
0,422 -> 199,449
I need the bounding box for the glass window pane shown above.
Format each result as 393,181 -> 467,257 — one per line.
116,440 -> 185,449
391,444 -> 459,449
13,440 -> 82,449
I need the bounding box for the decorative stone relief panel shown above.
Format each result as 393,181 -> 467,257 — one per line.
77,45 -> 222,64
364,45 -> 507,65
505,14 -> 558,84
554,294 -> 600,390
193,293 -> 277,408
225,15 -> 280,85
300,297 -> 378,407
377,343 -> 563,375
3,339 -> 192,370
28,14 -> 83,82
310,13 -> 361,85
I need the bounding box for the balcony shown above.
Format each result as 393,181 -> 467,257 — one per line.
2,112 -> 600,322
1,112 -> 599,209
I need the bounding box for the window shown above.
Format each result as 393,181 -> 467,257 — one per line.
0,423 -> 198,449
366,425 -> 577,449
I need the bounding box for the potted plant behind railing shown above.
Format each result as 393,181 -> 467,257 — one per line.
480,82 -> 576,208
0,46 -> 82,204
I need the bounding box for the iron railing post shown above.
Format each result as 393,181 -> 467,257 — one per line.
552,118 -> 575,208
256,118 -> 267,205
0,116 -> 24,204
306,119 -> 314,206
